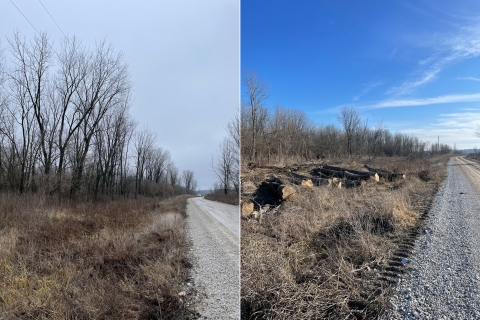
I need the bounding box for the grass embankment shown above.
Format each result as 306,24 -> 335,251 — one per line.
204,193 -> 239,205
241,155 -> 450,319
0,194 -> 194,319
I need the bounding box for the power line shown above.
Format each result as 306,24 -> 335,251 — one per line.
38,0 -> 67,38
9,0 -> 40,34
8,0 -> 67,60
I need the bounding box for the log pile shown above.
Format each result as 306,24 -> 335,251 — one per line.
309,166 -> 373,188
311,166 -> 379,182
289,172 -> 336,187
243,163 -> 407,219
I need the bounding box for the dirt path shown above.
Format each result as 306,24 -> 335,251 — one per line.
186,197 -> 239,319
455,156 -> 480,193
382,156 -> 480,319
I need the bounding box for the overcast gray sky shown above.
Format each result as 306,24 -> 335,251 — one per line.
1,0 -> 239,190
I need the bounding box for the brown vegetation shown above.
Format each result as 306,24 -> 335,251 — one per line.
241,155 -> 449,319
0,194 -> 195,319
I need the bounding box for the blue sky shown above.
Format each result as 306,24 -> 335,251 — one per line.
1,0 -> 239,190
242,0 -> 480,150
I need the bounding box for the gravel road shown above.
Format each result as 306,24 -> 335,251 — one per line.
186,197 -> 239,319
382,156 -> 480,319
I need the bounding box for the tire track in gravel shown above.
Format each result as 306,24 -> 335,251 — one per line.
382,156 -> 480,319
186,197 -> 239,319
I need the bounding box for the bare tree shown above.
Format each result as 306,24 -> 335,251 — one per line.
134,127 -> 156,199
3,32 -> 52,193
168,163 -> 179,193
0,32 -> 196,201
69,40 -> 131,198
92,100 -> 133,198
338,106 -> 361,156
475,125 -> 480,138
46,37 -> 90,195
212,138 -> 235,195
182,170 -> 196,194
242,71 -> 269,163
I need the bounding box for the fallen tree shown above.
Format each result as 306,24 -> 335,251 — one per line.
289,172 -> 333,187
314,168 -> 372,181
321,165 -> 379,181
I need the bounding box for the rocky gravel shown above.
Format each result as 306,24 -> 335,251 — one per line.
382,157 -> 480,319
186,197 -> 239,319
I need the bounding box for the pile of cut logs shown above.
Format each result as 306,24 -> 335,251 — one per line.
241,164 -> 405,218
270,164 -> 405,200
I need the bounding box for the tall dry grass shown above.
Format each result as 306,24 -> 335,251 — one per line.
0,193 -> 194,319
241,155 -> 449,319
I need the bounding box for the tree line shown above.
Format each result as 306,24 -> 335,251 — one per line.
0,32 -> 197,200
241,72 -> 452,165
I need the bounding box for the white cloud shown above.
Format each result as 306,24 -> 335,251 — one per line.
353,81 -> 382,101
360,92 -> 480,109
387,20 -> 480,96
457,76 -> 480,81
388,45 -> 399,60
398,111 -> 480,149
387,66 -> 441,96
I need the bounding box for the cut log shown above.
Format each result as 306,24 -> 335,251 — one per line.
301,179 -> 314,188
309,168 -> 331,179
311,177 -> 332,186
322,165 -> 379,181
262,182 -> 295,200
364,165 -> 404,181
318,168 -> 345,178
277,184 -> 295,199
289,172 -> 312,184
289,172 -> 322,188
241,201 -> 254,218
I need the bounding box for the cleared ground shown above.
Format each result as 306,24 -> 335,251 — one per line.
187,197 -> 239,319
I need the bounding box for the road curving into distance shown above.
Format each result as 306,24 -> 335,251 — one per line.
383,156 -> 480,319
186,197 -> 239,319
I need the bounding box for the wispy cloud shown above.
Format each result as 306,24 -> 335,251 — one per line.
398,111 -> 480,149
387,20 -> 480,95
388,45 -> 399,61
353,81 -> 382,101
359,92 -> 480,109
387,66 -> 442,95
457,76 -> 480,81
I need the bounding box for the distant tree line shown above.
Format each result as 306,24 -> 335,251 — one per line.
241,72 -> 452,165
0,32 -> 197,200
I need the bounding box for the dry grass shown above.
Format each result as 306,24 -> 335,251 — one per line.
0,194 -> 194,319
241,155 -> 449,319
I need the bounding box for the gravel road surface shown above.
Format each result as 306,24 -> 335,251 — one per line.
383,156 -> 480,319
186,197 -> 239,319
